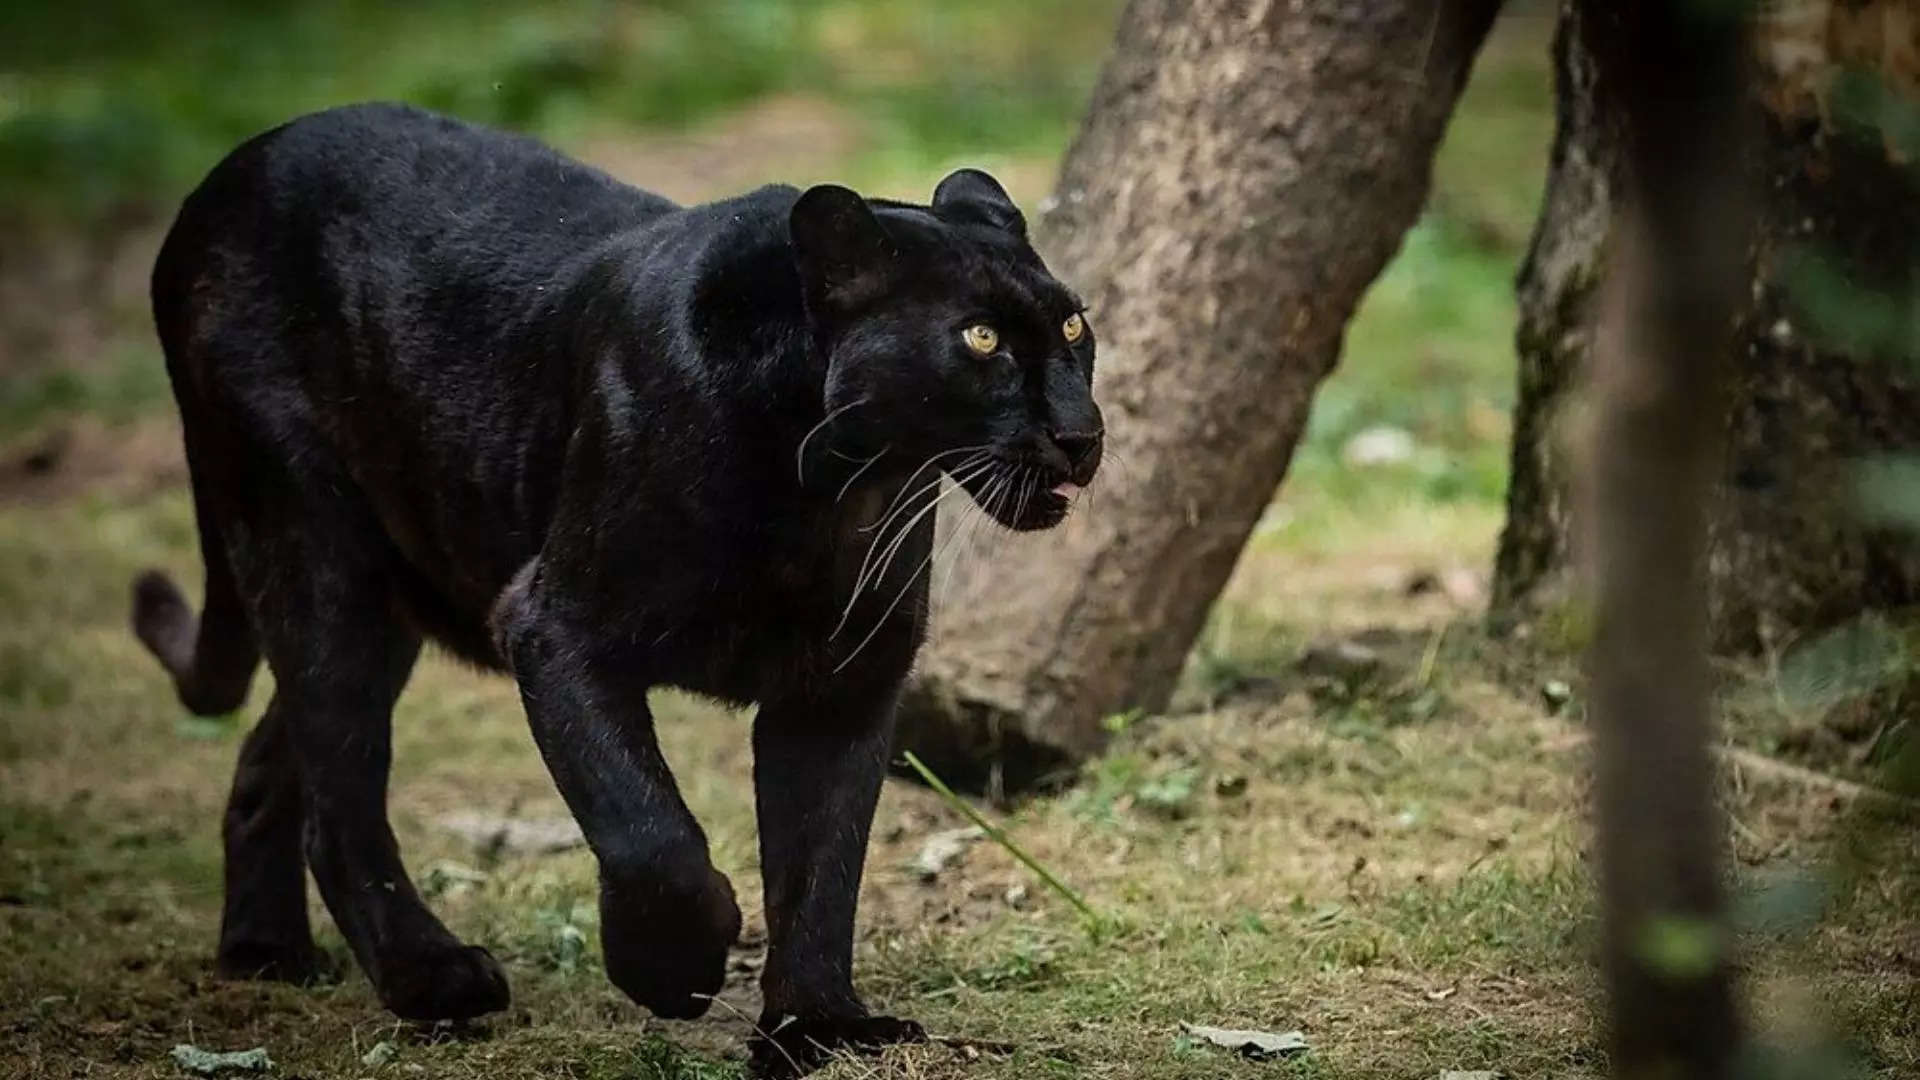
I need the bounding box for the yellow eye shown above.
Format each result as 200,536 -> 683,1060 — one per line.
1063,312 -> 1086,343
962,324 -> 1000,355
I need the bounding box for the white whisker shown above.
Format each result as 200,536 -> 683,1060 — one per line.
1011,466 -> 1037,529
926,472 -> 992,595
834,520 -> 947,676
833,453 -> 992,638
860,458 -> 994,611
845,458 -> 1024,672
833,446 -> 889,505
846,451 -> 986,610
935,471 -> 1005,617
857,446 -> 987,534
795,397 -> 867,486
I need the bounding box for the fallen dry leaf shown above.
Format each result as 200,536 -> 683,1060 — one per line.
1179,1022 -> 1309,1061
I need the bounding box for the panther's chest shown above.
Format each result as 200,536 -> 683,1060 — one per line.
632,532 -> 826,696
648,511 -> 930,706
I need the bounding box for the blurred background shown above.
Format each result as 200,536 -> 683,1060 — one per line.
0,0 -> 1542,518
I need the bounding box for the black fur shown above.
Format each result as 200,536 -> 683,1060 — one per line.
131,103 -> 1101,1072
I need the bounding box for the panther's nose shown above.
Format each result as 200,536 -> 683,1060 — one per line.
1049,428 -> 1103,470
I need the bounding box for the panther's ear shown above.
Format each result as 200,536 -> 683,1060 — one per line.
789,184 -> 896,307
932,168 -> 1026,238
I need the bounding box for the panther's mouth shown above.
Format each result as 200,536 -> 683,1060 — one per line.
952,462 -> 1084,532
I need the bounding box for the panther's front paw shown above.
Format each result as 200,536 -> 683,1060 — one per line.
748,1012 -> 928,1078
376,942 -> 511,1021
602,862 -> 742,1020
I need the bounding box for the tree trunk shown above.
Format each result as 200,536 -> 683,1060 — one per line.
896,0 -> 1503,796
1494,0 -> 1920,654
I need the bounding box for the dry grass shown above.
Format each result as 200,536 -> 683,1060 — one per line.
3,475 -> 1914,1080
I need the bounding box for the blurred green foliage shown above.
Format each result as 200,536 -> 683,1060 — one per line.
2,0 -> 1558,505
0,345 -> 168,430
0,0 -> 1118,220
1780,63 -> 1920,806
1786,249 -> 1920,366
1855,456 -> 1920,531
1776,614 -> 1912,716
1633,913 -> 1726,981
1830,65 -> 1920,163
1287,20 -> 1554,515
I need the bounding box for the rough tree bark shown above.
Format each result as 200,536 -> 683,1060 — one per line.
1494,0 -> 1920,653
895,0 -> 1504,795
1579,0 -> 1748,1073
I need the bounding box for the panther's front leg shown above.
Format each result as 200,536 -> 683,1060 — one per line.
494,570 -> 742,1020
748,668 -> 927,1078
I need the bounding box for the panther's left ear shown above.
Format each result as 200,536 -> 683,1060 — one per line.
932,169 -> 1026,238
790,184 -> 897,308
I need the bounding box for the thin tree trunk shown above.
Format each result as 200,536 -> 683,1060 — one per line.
1494,0 -> 1920,653
1578,0 -> 1749,1073
898,0 -> 1503,795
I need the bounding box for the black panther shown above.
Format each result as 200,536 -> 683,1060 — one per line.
130,102 -> 1102,1074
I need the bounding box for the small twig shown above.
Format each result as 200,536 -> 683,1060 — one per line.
929,1030 -> 1021,1053
1547,733 -> 1920,807
1725,810 -> 1765,850
928,1034 -> 1018,1056
1718,746 -> 1920,809
901,751 -> 1101,927
1415,621 -> 1449,689
690,993 -> 803,1079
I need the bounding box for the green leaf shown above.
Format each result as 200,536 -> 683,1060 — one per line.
169,1045 -> 272,1076
1134,767 -> 1200,818
1776,614 -> 1911,713
172,714 -> 239,741
1633,914 -> 1725,980
1733,867 -> 1829,938
1831,66 -> 1920,163
1782,247 -> 1920,364
1855,455 -> 1920,531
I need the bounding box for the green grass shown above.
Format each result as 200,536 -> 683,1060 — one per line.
0,0 -> 1118,223
1289,6 -> 1553,520
0,344 -> 171,434
2,0 -> 1538,458
1,0 -> 1122,438
5,477 -> 1917,1080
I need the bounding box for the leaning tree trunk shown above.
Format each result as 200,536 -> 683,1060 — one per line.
896,0 -> 1504,795
1493,0 -> 1920,653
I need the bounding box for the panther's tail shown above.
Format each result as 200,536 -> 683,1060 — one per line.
132,472 -> 260,717
135,195 -> 264,718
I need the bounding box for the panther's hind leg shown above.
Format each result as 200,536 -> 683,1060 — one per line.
214,694 -> 322,983
132,377 -> 313,982
227,470 -> 509,1022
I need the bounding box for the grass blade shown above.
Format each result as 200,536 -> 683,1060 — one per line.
901,751 -> 1101,927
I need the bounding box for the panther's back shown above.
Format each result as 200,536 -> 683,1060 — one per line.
145,103 -> 684,669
